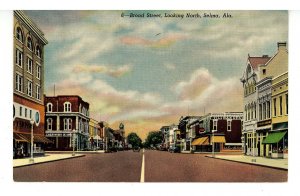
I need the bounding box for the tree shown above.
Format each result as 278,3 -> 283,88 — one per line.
145,131 -> 163,148
127,132 -> 142,148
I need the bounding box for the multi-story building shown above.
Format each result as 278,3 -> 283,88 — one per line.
256,77 -> 272,157
261,42 -> 288,159
160,126 -> 170,150
13,10 -> 50,158
44,95 -> 90,151
189,113 -> 243,153
89,118 -> 101,150
168,124 -> 180,150
240,54 -> 271,156
178,116 -> 201,152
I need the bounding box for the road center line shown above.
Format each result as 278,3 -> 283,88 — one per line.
140,149 -> 145,183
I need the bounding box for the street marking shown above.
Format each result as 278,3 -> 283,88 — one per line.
140,149 -> 145,182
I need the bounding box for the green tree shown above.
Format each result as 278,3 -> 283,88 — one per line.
145,131 -> 163,147
127,132 -> 142,147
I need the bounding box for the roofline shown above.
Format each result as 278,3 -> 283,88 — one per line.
14,10 -> 48,45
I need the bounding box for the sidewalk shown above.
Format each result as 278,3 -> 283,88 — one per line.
13,153 -> 85,168
206,154 -> 288,170
45,150 -> 105,154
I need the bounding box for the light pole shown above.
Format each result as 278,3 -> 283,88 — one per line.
72,129 -> 76,156
212,130 -> 215,158
29,119 -> 34,163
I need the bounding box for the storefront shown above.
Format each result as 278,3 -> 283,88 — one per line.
262,130 -> 287,159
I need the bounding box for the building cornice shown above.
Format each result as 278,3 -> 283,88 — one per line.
14,10 -> 48,45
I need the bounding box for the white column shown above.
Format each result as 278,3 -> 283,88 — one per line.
56,115 -> 59,130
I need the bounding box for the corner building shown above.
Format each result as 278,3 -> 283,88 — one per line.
44,95 -> 90,151
13,11 -> 51,158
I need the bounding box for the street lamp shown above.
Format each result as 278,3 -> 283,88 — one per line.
29,119 -> 35,163
72,129 -> 76,156
212,130 -> 215,158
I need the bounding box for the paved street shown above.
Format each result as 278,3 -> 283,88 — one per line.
14,150 -> 287,182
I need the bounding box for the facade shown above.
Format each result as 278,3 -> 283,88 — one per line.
89,118 -> 101,150
178,116 -> 201,152
261,42 -> 288,158
13,11 -> 50,158
168,124 -> 180,150
160,126 -> 170,150
240,54 -> 271,156
190,113 -> 243,153
256,77 -> 272,157
44,95 -> 90,151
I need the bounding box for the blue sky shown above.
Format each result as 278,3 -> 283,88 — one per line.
25,10 -> 288,139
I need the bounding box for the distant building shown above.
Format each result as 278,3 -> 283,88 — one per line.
160,126 -> 170,150
13,10 -> 51,158
89,118 -> 101,150
178,116 -> 201,152
44,95 -> 90,151
189,112 -> 243,153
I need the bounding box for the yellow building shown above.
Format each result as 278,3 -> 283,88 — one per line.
260,42 -> 288,159
89,118 -> 100,150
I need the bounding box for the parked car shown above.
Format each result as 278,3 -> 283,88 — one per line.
169,146 -> 180,153
133,146 -> 141,152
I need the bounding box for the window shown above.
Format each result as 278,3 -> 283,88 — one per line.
36,85 -> 41,100
279,96 -> 283,115
273,98 -> 277,117
267,101 -> 271,119
227,120 -> 232,131
15,74 -> 23,92
213,120 -> 217,131
19,106 -> 22,116
36,45 -> 42,58
262,69 -> 266,75
47,118 -> 53,130
263,103 -> 266,120
16,49 -> 23,67
27,80 -> 33,97
27,57 -> 33,74
36,64 -> 41,79
16,27 -> 23,42
259,104 -> 262,121
64,118 -> 72,130
29,110 -> 32,118
286,94 -> 288,114
25,108 -> 27,118
27,37 -> 33,50
64,102 -> 71,112
47,103 -> 53,112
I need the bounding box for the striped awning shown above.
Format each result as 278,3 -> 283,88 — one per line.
13,133 -> 53,143
191,137 -> 209,145
262,131 -> 287,144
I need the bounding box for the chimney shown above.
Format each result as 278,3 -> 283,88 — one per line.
277,42 -> 287,50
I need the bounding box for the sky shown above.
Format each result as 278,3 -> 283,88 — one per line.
24,10 -> 288,139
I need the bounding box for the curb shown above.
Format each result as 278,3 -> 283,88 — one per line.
13,154 -> 86,168
205,155 -> 288,171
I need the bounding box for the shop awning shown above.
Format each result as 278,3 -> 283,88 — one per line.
211,136 -> 226,143
13,133 -> 29,142
13,133 -> 53,143
262,131 -> 287,144
191,137 -> 209,145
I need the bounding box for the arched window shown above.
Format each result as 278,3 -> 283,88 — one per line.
36,45 -> 42,58
47,118 -> 53,130
64,102 -> 71,112
16,27 -> 23,42
47,103 -> 53,112
27,36 -> 33,50
64,118 -> 72,130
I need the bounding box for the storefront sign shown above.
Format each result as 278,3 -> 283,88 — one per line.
257,119 -> 271,127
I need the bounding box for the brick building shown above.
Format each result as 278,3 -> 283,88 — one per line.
44,95 -> 90,151
13,11 -> 51,158
189,112 -> 243,152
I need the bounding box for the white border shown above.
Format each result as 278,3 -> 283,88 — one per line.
1,7 -> 300,196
